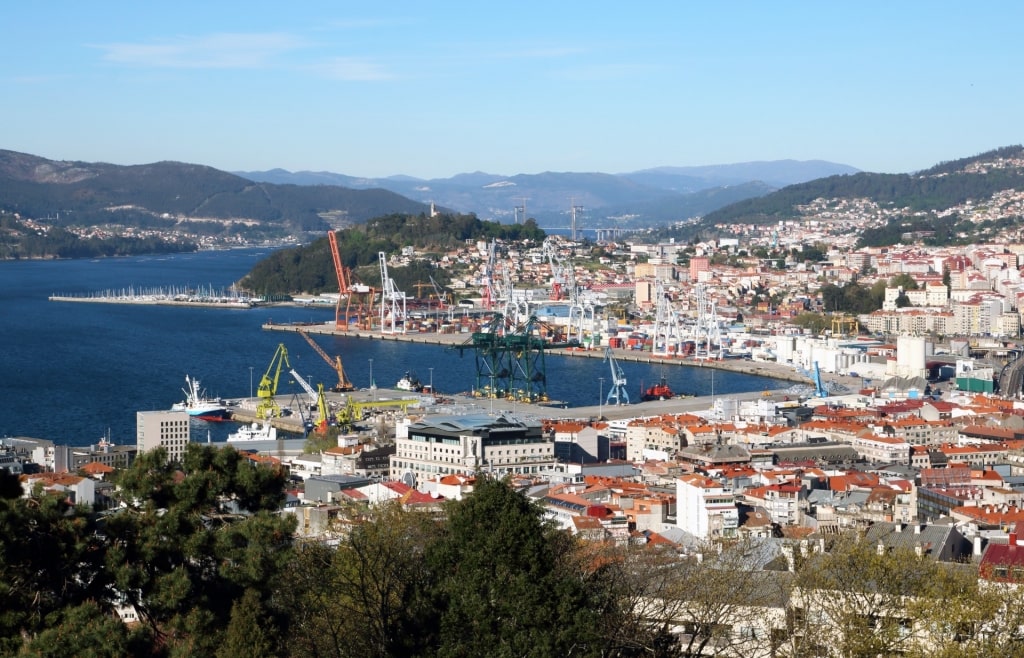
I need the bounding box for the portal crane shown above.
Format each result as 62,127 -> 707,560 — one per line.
313,383 -> 329,434
296,327 -> 354,392
604,346 -> 630,406
256,343 -> 290,419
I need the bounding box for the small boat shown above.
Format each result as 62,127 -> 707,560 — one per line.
641,375 -> 674,401
396,371 -> 423,392
170,375 -> 228,420
227,420 -> 278,442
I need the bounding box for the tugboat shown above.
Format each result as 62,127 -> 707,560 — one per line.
641,375 -> 674,401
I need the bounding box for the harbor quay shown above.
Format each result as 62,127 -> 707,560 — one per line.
259,321 -> 863,422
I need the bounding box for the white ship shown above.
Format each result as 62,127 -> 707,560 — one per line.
170,375 -> 228,420
226,420 -> 278,442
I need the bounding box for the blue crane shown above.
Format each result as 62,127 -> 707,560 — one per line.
813,361 -> 827,399
605,347 -> 630,406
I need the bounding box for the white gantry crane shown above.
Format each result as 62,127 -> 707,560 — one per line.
604,346 -> 630,405
692,282 -> 723,359
378,251 -> 407,335
289,369 -> 319,407
650,279 -> 686,357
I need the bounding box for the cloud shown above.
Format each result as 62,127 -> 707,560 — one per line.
550,62 -> 655,81
93,33 -> 306,69
310,56 -> 393,81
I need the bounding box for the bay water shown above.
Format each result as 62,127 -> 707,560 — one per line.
1,248 -> 785,445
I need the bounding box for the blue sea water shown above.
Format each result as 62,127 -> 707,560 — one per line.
1,248 -> 786,445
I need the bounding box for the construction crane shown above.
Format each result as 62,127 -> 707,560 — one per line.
604,346 -> 630,406
296,327 -> 354,392
256,343 -> 290,419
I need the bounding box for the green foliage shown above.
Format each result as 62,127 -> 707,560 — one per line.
239,213 -> 544,296
417,476 -> 609,658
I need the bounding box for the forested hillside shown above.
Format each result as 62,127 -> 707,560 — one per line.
239,212 -> 545,296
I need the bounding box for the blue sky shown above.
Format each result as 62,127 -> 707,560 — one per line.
5,2 -> 1022,179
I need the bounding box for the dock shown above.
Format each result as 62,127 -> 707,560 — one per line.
261,321 -> 832,388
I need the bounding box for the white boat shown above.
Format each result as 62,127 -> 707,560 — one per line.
170,375 -> 228,419
396,371 -> 422,391
227,420 -> 278,442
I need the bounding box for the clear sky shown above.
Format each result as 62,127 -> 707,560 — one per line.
5,2 -> 1022,179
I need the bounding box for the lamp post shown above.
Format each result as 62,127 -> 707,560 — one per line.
599,377 -> 605,421
249,366 -> 254,399
429,367 -> 434,394
369,358 -> 375,400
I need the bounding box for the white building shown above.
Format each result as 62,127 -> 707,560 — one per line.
390,413 -> 556,487
136,410 -> 191,462
676,473 -> 739,540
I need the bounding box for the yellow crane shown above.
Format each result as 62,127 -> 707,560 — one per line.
256,343 -> 290,419
296,328 -> 354,392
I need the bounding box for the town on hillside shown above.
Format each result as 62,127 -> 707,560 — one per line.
10,153 -> 1024,654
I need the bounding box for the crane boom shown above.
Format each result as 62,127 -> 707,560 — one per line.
289,369 -> 319,403
296,328 -> 354,392
604,347 -> 630,406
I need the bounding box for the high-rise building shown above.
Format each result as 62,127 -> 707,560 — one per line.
136,410 -> 191,462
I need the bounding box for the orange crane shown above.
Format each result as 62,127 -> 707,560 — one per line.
327,230 -> 376,330
296,327 -> 355,392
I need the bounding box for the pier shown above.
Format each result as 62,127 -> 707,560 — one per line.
261,322 -> 859,396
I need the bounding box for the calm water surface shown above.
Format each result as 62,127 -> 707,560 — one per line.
1,249 -> 785,444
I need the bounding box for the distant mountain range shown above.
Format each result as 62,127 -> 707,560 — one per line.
0,149 -> 428,235
234,160 -> 859,229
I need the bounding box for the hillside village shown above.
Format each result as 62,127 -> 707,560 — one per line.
11,152 -> 1024,654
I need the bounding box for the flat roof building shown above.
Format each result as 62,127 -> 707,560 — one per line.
391,413 -> 556,486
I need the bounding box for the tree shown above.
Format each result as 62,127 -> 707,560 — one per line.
281,502 -> 441,658
415,476 -> 612,657
784,535 -> 957,657
0,474 -> 107,654
102,445 -> 295,655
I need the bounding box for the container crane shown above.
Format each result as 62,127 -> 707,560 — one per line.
328,230 -> 375,330
256,343 -> 290,419
378,251 -> 407,335
604,346 -> 630,406
296,327 -> 354,392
